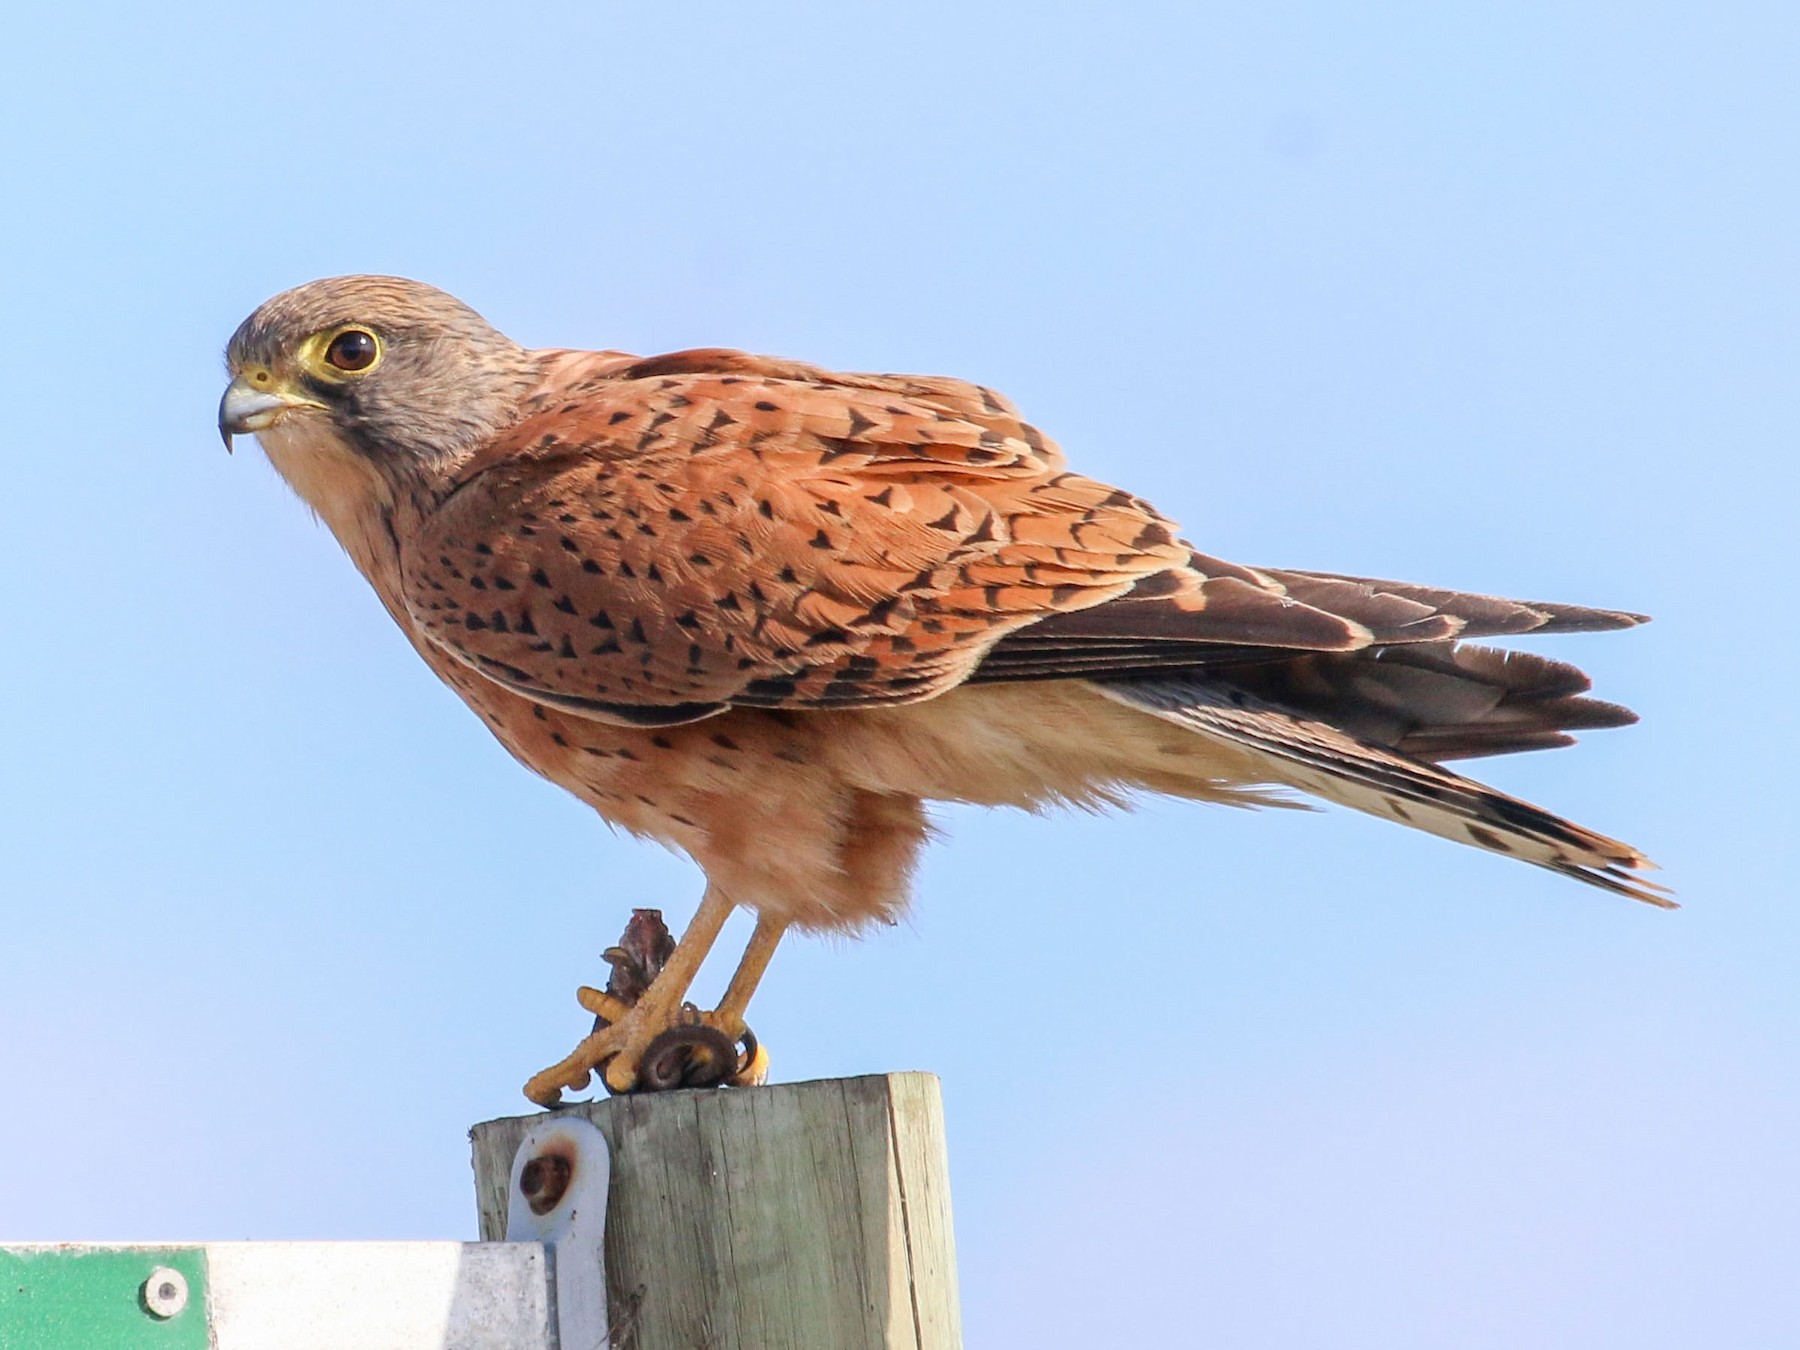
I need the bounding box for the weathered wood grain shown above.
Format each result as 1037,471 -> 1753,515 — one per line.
470,1073 -> 961,1350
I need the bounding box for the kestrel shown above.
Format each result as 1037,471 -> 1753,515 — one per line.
219,276 -> 1664,1104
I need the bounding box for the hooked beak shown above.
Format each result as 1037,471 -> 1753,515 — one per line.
218,375 -> 303,453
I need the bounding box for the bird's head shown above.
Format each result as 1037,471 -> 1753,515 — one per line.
219,276 -> 542,488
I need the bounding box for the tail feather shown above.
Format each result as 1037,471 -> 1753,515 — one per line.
1099,675 -> 1670,906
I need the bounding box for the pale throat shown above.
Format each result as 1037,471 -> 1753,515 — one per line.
255,417 -> 407,593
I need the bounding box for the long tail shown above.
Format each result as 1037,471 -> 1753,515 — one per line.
1099,674 -> 1669,906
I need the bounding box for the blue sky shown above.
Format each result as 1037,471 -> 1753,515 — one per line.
2,3 -> 1796,1344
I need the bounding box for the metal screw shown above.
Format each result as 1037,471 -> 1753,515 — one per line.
142,1267 -> 188,1319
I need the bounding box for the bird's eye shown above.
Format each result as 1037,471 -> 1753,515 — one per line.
324,328 -> 380,372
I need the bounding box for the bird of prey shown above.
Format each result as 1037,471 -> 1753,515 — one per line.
219,276 -> 1664,1104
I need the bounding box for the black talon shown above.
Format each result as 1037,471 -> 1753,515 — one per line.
734,1026 -> 760,1078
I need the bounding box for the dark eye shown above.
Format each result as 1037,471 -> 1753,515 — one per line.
324,328 -> 379,372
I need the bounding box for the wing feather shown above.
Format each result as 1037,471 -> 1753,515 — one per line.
399,346 -> 1648,755
400,349 -> 1185,718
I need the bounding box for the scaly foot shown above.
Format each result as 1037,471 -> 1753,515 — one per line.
522,983 -> 761,1103
522,894 -> 776,1105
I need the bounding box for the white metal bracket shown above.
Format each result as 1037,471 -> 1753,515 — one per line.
504,1115 -> 611,1350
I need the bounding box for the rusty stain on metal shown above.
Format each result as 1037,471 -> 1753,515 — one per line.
519,1152 -> 573,1217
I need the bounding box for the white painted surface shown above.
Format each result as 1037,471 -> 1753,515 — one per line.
204,1241 -> 553,1350
504,1116 -> 611,1350
4,1119 -> 609,1350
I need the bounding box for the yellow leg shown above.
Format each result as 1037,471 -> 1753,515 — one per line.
704,914 -> 785,1037
523,886 -> 736,1105
704,914 -> 786,1086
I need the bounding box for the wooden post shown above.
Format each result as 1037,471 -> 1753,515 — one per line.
470,1072 -> 961,1350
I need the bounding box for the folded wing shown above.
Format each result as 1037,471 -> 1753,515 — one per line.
398,344 -> 1656,898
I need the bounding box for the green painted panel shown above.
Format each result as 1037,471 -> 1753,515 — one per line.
0,1248 -> 209,1350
